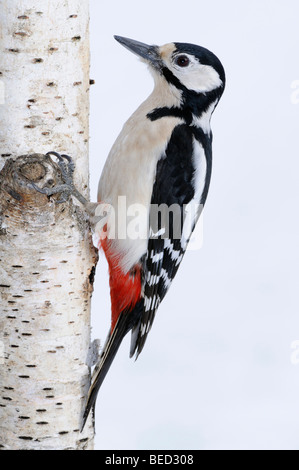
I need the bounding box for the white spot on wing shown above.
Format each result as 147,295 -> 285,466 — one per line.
164,238 -> 181,261
192,138 -> 207,202
147,272 -> 161,286
150,227 -> 166,238
175,253 -> 184,266
150,250 -> 164,263
181,138 -> 206,250
161,268 -> 172,289
141,323 -> 147,336
144,296 -> 151,312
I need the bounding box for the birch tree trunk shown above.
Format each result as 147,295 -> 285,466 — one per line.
0,0 -> 97,450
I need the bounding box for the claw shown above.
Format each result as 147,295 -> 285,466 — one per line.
46,152 -> 74,184
60,154 -> 72,163
29,152 -> 89,207
46,151 -> 64,159
61,154 -> 75,177
29,181 -> 71,200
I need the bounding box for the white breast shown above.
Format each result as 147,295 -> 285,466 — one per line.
97,80 -> 183,273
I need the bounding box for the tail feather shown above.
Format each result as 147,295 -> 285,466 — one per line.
130,319 -> 141,358
81,302 -> 143,431
81,314 -> 129,431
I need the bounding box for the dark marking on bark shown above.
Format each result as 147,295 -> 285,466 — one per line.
89,266 -> 96,285
14,32 -> 28,38
79,438 -> 89,443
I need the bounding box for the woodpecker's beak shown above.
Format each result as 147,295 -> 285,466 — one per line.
114,36 -> 161,70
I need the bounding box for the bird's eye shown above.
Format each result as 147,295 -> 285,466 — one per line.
175,55 -> 190,67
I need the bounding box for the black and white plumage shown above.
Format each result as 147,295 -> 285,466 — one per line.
81,36 -> 225,429
132,123 -> 211,357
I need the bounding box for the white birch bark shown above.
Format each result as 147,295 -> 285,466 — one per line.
0,0 -> 97,450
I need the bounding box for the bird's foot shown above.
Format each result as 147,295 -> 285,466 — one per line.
29,151 -> 88,205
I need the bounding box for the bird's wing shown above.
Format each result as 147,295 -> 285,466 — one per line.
130,124 -> 209,358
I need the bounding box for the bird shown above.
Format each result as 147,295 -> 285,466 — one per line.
30,35 -> 225,430
83,35 -> 225,429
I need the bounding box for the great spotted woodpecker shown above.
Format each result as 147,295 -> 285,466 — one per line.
31,36 -> 225,430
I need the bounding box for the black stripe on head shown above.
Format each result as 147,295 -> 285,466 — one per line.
161,66 -> 187,93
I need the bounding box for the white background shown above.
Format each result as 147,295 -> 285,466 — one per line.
89,0 -> 299,450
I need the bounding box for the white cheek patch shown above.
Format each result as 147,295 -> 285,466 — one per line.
175,63 -> 222,93
163,51 -> 222,94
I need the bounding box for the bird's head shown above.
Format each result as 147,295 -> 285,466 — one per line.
114,36 -> 225,107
